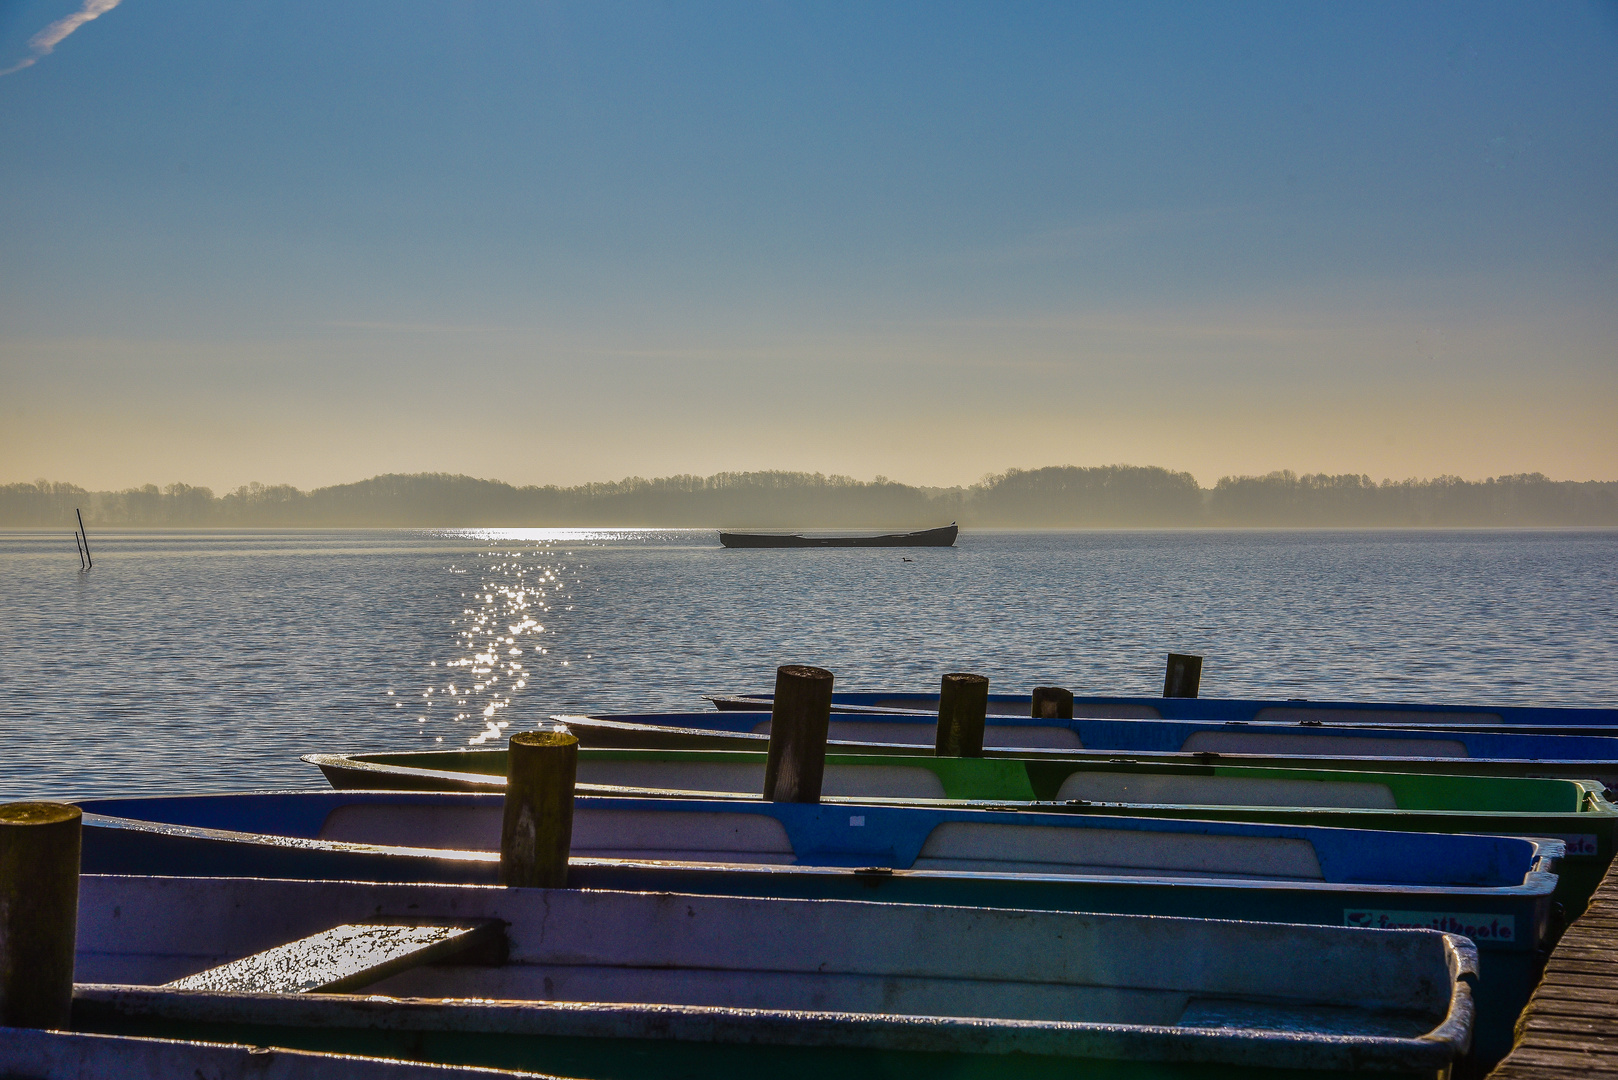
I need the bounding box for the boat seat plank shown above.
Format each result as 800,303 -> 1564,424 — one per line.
573,761 -> 949,799
1178,731 -> 1471,758
1252,707 -> 1502,726
368,963 -> 1198,1025
751,719 -> 1086,749
164,920 -> 503,994
912,822 -> 1325,880
319,805 -> 796,860
1053,772 -> 1398,809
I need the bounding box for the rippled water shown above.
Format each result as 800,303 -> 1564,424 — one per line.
1,528 -> 1615,798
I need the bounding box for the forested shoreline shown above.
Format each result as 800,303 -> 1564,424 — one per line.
3,467 -> 1615,529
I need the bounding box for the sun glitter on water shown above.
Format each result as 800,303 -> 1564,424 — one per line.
413,548 -> 577,746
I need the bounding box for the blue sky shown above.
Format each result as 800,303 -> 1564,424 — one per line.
2,1 -> 1614,489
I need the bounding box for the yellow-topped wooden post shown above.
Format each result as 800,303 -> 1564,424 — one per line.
0,801 -> 81,1029
500,725 -> 578,888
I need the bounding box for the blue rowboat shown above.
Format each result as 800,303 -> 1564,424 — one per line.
78,789 -> 1554,1064
73,874 -> 1476,1079
549,710 -> 1618,787
302,739 -> 1618,916
711,691 -> 1618,731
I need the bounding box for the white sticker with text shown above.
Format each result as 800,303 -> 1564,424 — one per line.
1545,834 -> 1601,858
1344,909 -> 1515,942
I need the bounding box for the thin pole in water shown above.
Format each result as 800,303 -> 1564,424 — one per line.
75,509 -> 90,569
73,530 -> 85,570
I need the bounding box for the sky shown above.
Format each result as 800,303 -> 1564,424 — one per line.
1,1 -> 1614,492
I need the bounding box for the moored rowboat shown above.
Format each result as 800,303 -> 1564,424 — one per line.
304,748 -> 1618,919
717,524 -> 958,548
531,709 -> 1618,787
710,690 -> 1618,730
76,787 -> 1557,1064
73,875 -> 1477,1079
77,789 -> 1561,931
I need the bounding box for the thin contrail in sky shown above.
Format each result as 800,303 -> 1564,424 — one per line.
1,0 -> 126,77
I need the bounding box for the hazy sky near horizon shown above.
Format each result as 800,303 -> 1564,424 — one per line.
2,1 -> 1615,492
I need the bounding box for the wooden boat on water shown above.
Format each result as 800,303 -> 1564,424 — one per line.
76,788 -> 1558,1061
519,709 -> 1618,788
72,874 -> 1478,1079
710,690 -> 1618,731
77,789 -> 1560,931
717,523 -> 957,548
302,741 -> 1618,906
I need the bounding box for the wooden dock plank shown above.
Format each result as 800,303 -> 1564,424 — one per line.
1488,854 -> 1618,1079
1524,1001 -> 1618,1021
1490,1048 -> 1618,1074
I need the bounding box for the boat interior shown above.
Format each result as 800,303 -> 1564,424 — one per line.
74,877 -> 1465,1041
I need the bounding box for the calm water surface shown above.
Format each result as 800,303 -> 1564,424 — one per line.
1,528 -> 1614,798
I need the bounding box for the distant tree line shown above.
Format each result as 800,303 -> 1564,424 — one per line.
2,467 -> 1615,529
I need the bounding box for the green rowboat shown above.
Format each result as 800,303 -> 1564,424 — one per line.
305,746 -> 1618,914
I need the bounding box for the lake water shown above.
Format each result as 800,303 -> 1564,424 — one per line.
1,528 -> 1615,798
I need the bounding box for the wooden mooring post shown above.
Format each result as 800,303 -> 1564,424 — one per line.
1031,685 -> 1074,720
936,672 -> 989,757
763,665 -> 834,802
1163,653 -> 1202,698
0,802 -> 81,1029
500,724 -> 578,888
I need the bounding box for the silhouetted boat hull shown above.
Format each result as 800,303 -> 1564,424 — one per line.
718,524 -> 957,548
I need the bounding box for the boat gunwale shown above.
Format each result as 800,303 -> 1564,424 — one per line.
710,691 -> 1618,727
74,980 -> 1474,1072
76,795 -> 1565,902
0,1025 -> 558,1079
303,743 -> 1618,792
568,711 -> 1618,762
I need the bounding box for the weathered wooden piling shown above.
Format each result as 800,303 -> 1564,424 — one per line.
500,725 -> 578,888
1163,653 -> 1203,698
763,665 -> 834,802
936,672 -> 990,757
0,801 -> 81,1029
1031,685 -> 1074,720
